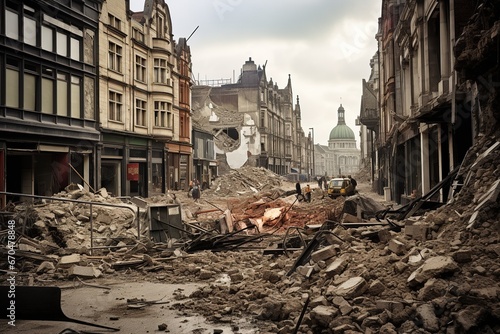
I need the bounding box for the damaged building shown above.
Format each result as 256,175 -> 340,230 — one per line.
359,0 -> 494,204
192,57 -> 314,177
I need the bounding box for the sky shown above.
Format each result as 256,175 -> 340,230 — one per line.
129,0 -> 381,146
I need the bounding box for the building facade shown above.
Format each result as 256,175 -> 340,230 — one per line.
191,58 -> 310,177
0,0 -> 191,204
360,0 -> 478,203
98,0 -> 191,197
0,0 -> 102,206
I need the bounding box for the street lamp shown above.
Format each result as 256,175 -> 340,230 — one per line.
309,128 -> 315,179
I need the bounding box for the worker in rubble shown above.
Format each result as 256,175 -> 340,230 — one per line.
188,179 -> 194,197
304,184 -> 312,203
295,181 -> 304,202
192,180 -> 200,202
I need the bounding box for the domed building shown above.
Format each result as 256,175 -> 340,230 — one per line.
315,104 -> 360,178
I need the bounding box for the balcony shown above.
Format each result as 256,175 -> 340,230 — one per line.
152,38 -> 170,51
359,108 -> 379,132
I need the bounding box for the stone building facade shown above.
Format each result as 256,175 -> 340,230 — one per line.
360,0 -> 480,203
98,0 -> 191,196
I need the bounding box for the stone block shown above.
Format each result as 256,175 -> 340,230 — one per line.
328,277 -> 368,298
311,245 -> 337,263
405,222 -> 429,241
408,256 -> 459,288
310,305 -> 339,327
376,300 -> 404,313
388,239 -> 406,255
296,265 -> 315,278
68,265 -> 101,278
368,279 -> 386,295
59,254 -> 81,266
416,304 -> 439,332
325,256 -> 348,278
452,249 -> 473,263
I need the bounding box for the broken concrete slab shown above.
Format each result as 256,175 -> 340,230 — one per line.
68,265 -> 102,278
475,179 -> 500,210
310,305 -> 339,327
407,256 -> 459,288
327,277 -> 368,298
311,245 -> 338,263
324,256 -> 348,278
59,254 -> 82,266
388,239 -> 406,255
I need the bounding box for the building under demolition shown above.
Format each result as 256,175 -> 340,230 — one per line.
191,58 -> 313,177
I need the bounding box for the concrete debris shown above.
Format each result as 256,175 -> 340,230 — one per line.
0,145 -> 499,334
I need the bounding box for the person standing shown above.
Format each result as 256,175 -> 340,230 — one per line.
192,181 -> 200,202
348,175 -> 357,190
305,184 -> 312,203
296,181 -> 304,202
187,179 -> 194,197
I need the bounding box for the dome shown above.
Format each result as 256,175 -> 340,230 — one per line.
329,104 -> 355,140
329,124 -> 355,140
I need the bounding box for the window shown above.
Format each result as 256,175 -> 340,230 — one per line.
135,99 -> 147,126
24,63 -> 37,110
108,14 -> 121,30
108,42 -> 122,72
5,9 -> 19,40
5,58 -> 20,108
154,101 -> 167,127
180,113 -> 186,137
166,112 -> 173,129
70,37 -> 81,61
56,31 -> 67,56
133,29 -> 144,42
135,55 -> 146,82
41,67 -> 54,114
56,73 -> 68,116
157,16 -> 164,38
71,76 -> 81,118
42,25 -> 54,51
23,15 -> 36,46
109,91 -> 122,122
154,58 -> 168,83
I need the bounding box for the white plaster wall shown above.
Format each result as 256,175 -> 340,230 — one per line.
218,114 -> 261,169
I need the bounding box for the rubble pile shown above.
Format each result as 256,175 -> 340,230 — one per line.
2,149 -> 500,333
173,137 -> 500,333
205,166 -> 286,197
2,185 -> 141,256
224,191 -> 345,232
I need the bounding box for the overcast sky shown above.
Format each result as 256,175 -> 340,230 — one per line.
129,0 -> 380,146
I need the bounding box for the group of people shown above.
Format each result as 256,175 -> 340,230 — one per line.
316,175 -> 328,191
